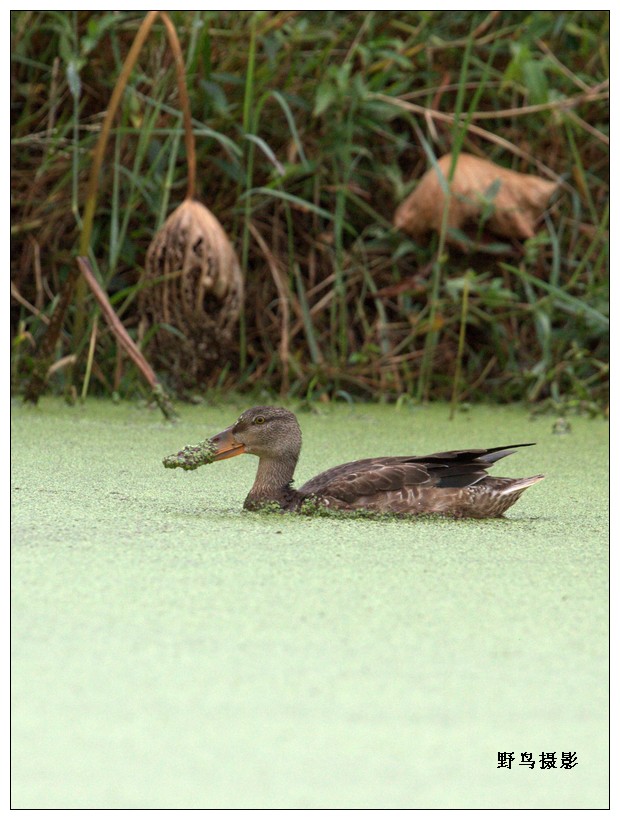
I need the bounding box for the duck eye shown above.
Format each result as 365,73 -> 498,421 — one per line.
254,415 -> 266,425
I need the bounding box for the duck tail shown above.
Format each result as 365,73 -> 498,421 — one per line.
479,443 -> 536,465
499,474 -> 545,495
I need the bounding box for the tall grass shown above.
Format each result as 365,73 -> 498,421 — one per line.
10,10 -> 609,411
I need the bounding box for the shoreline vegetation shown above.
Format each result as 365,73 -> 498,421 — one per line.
10,11 -> 609,415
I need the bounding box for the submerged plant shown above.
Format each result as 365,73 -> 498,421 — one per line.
163,438 -> 216,470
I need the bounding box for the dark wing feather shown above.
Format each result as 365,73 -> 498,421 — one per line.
298,444 -> 535,502
302,459 -> 435,504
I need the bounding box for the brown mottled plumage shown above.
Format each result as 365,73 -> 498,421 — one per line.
208,406 -> 544,518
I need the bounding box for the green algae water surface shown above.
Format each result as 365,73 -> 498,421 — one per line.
11,398 -> 608,809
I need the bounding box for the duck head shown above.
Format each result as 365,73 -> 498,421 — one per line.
209,406 -> 302,464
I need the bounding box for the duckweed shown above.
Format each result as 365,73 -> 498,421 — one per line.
11,398 -> 609,809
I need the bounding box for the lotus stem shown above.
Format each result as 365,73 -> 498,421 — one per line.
160,12 -> 196,200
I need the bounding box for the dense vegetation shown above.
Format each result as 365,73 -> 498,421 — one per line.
10,10 -> 609,412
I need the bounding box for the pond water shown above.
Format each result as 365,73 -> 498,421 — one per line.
11,398 -> 609,808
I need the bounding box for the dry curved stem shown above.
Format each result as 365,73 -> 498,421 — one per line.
80,11 -> 195,243
159,11 -> 196,199
47,354 -> 77,377
80,11 -> 161,257
77,257 -> 178,421
371,91 -> 572,190
465,89 -> 608,121
11,281 -> 50,324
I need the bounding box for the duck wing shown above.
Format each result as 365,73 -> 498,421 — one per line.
298,444 -> 534,505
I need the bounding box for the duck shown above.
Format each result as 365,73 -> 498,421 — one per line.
207,406 -> 544,518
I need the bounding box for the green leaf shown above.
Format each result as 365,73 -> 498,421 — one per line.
244,133 -> 285,175
199,79 -> 229,115
313,83 -> 335,117
522,60 -> 549,104
268,90 -> 309,168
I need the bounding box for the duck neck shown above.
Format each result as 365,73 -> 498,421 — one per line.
244,454 -> 299,510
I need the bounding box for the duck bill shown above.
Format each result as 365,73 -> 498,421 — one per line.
209,425 -> 246,461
